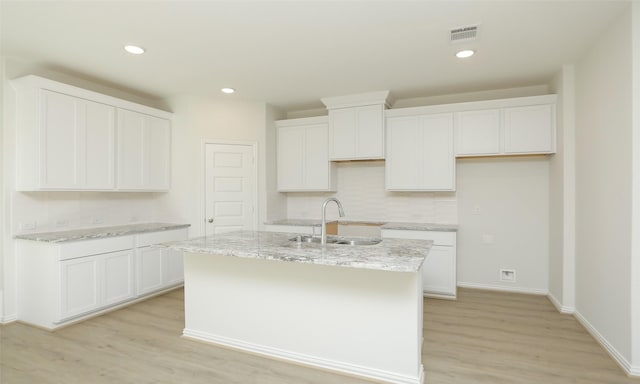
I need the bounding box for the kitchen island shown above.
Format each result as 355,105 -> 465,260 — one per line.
160,231 -> 432,384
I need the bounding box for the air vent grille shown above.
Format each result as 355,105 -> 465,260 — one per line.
450,25 -> 478,43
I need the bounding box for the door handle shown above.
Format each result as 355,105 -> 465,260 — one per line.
208,218 -> 214,223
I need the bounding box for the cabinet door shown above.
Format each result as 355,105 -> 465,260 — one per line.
421,114 -> 455,191
277,126 -> 305,190
117,109 -> 171,191
503,104 -> 555,154
422,245 -> 456,296
385,116 -> 421,190
329,108 -> 356,159
103,249 -> 135,306
137,246 -> 164,296
83,100 -> 116,189
455,109 -> 501,156
356,105 -> 384,159
304,124 -> 330,190
163,248 -> 184,287
60,256 -> 100,320
40,90 -> 80,188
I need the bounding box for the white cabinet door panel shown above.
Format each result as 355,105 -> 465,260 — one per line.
422,246 -> 456,296
103,250 -> 135,306
422,114 -> 455,191
305,123 -> 330,190
277,126 -> 305,190
455,109 -> 501,156
386,116 -> 421,190
163,249 -> 184,287
329,108 -> 357,159
504,104 -> 555,154
60,256 -> 100,320
356,105 -> 384,158
41,90 -> 79,188
84,100 -> 115,189
137,246 -> 164,296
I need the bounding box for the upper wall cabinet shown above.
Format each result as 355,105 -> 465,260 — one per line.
117,109 -> 171,191
11,75 -> 172,192
276,116 -> 336,192
385,113 -> 455,191
322,91 -> 391,160
453,95 -> 557,157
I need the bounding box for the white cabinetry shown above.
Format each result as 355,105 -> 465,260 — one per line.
328,104 -> 385,160
135,229 -> 186,296
454,95 -> 556,157
381,229 -> 457,299
322,91 -> 391,160
117,109 -> 171,191
11,75 -> 172,192
385,113 -> 455,191
17,228 -> 187,329
276,116 -> 336,191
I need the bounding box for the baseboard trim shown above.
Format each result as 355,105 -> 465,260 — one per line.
574,310 -> 639,377
1,314 -> 18,324
457,282 -> 548,296
183,328 -> 424,384
547,292 -> 575,314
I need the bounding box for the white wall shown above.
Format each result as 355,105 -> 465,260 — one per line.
157,95 -> 270,235
548,65 -> 576,312
632,1 -> 640,372
456,157 -> 549,293
574,6 -> 633,367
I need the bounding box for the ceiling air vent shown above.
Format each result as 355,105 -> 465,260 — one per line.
450,25 -> 478,43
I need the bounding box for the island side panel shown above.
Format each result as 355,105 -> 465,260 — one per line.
183,252 -> 424,384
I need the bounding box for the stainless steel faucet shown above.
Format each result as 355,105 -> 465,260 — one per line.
321,197 -> 345,246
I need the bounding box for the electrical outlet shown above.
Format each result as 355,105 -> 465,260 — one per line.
19,222 -> 37,230
500,269 -> 516,282
55,219 -> 69,228
90,217 -> 104,225
130,216 -> 138,223
473,206 -> 481,215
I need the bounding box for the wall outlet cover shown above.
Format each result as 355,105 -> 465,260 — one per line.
500,268 -> 516,282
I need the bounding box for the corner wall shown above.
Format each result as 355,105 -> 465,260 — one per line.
548,65 -> 576,313
574,6 -> 633,369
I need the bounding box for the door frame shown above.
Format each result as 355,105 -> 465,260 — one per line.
200,139 -> 259,236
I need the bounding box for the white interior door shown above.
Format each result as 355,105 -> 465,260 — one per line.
205,143 -> 256,235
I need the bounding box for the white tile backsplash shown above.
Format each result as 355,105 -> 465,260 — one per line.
286,161 -> 458,224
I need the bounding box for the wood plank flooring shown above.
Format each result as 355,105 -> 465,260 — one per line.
1,288 -> 638,383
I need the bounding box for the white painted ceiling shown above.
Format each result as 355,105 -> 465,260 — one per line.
0,1 -> 630,111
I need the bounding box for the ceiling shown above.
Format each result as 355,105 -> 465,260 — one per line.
0,1 -> 630,111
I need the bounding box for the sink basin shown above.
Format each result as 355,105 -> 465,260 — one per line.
335,239 -> 382,246
288,236 -> 381,246
289,235 -> 337,244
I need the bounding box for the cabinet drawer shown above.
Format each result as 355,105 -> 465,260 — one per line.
136,228 -> 188,247
381,229 -> 456,246
58,236 -> 134,260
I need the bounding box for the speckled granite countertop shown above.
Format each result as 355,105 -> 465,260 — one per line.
265,219 -> 457,232
14,222 -> 191,243
158,230 -> 431,273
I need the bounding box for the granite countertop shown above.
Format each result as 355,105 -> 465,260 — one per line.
158,230 -> 431,273
381,222 -> 458,232
14,222 -> 191,243
265,219 -> 457,232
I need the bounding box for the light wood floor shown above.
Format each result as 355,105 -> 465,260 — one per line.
1,288 -> 638,384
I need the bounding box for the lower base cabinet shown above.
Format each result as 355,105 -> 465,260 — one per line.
18,228 -> 188,329
381,229 -> 457,299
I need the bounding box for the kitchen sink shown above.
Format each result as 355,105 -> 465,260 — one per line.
288,236 -> 381,246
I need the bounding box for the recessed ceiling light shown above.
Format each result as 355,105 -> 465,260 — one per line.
221,88 -> 235,94
124,45 -> 145,55
456,49 -> 475,59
